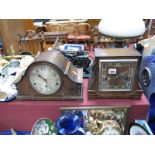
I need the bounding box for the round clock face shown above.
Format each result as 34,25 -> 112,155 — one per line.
129,123 -> 150,135
102,127 -> 122,135
101,120 -> 123,135
29,63 -> 62,95
142,68 -> 151,87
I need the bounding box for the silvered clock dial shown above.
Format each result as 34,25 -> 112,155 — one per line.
128,123 -> 150,135
102,127 -> 122,135
99,59 -> 137,91
141,68 -> 151,87
29,63 -> 61,95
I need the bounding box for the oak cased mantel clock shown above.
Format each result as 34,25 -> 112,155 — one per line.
88,48 -> 142,99
16,50 -> 83,100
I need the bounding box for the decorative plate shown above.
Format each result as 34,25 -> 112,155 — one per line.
31,118 -> 57,135
128,123 -> 150,135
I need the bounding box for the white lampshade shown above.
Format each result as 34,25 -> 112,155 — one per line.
98,19 -> 146,38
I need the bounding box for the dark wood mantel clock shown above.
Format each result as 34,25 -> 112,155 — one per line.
16,50 -> 83,100
88,48 -> 142,99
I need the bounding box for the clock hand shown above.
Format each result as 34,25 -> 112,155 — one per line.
38,74 -> 59,91
38,74 -> 54,90
38,74 -> 47,83
37,74 -> 49,88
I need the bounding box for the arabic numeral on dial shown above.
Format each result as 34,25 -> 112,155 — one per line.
55,82 -> 59,86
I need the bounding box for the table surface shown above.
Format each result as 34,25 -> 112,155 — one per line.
0,80 -> 150,131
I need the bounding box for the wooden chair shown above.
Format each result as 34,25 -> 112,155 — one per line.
48,24 -> 62,32
43,26 -> 68,45
35,25 -> 47,33
19,38 -> 42,55
76,23 -> 92,43
26,30 -> 36,39
62,23 -> 77,43
19,30 -> 43,55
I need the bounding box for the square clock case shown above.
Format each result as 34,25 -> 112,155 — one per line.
88,48 -> 142,99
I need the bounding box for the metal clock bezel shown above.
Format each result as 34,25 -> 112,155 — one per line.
99,59 -> 138,91
141,67 -> 151,87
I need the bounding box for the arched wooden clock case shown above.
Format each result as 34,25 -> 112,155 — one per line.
16,51 -> 83,100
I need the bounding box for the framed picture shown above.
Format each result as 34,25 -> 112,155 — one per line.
60,106 -> 130,135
